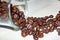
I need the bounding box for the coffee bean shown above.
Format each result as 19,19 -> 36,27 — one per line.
49,15 -> 54,18
48,26 -> 54,32
33,35 -> 38,40
13,14 -> 19,19
38,31 -> 44,38
43,28 -> 49,34
27,29 -> 33,35
21,30 -> 27,37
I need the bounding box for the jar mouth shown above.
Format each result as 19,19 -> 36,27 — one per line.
8,1 -> 26,30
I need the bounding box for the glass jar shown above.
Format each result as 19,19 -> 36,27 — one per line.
0,0 -> 26,31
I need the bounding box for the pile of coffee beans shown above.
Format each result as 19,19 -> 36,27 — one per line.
11,5 -> 26,27
11,4 -> 60,40
0,1 -> 8,18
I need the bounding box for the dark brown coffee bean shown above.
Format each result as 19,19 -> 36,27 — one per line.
56,14 -> 60,18
19,11 -> 24,16
44,16 -> 49,19
33,35 -> 38,40
47,19 -> 54,27
49,15 -> 53,18
33,17 -> 37,22
41,16 -> 49,20
43,28 -> 49,34
19,18 -> 26,23
26,24 -> 32,29
55,21 -> 60,26
12,6 -> 19,13
27,29 -> 33,35
32,22 -> 37,27
37,18 -> 43,26
13,14 -> 19,19
21,30 -> 27,37
56,13 -> 60,20
27,17 -> 33,24
19,23 -> 26,28
48,26 -> 54,32
38,32 -> 44,38
13,19 -> 20,26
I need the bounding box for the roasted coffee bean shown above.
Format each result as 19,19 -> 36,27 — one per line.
27,29 -> 33,35
38,31 -> 44,38
12,6 -> 19,13
19,23 -> 26,28
41,16 -> 49,20
13,14 -> 19,19
33,17 -> 37,22
19,11 -> 24,16
55,21 -> 60,26
49,15 -> 54,18
37,18 -> 43,26
47,19 -> 55,27
27,17 -> 33,24
26,24 -> 32,29
33,35 -> 38,40
19,18 -> 26,23
13,19 -> 20,26
43,28 -> 49,34
32,22 -> 38,27
56,13 -> 60,20
48,26 -> 54,32
21,30 -> 27,37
